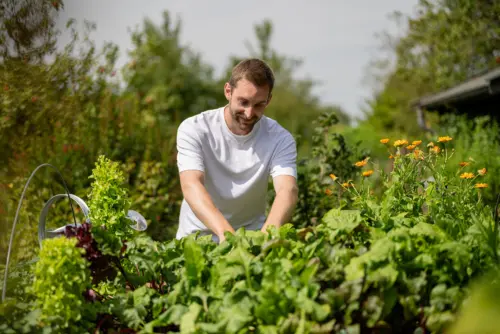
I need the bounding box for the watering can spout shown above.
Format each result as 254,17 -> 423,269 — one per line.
127,210 -> 148,231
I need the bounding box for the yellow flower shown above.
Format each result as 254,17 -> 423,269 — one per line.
362,170 -> 374,177
380,138 -> 390,144
474,183 -> 488,188
413,149 -> 424,160
354,158 -> 369,167
325,188 -> 333,195
394,139 -> 409,147
438,136 -> 453,143
341,182 -> 351,188
329,173 -> 337,181
459,162 -> 470,167
412,140 -> 422,146
460,172 -> 474,179
427,142 -> 435,147
431,146 -> 441,154
406,145 -> 416,150
478,168 -> 487,176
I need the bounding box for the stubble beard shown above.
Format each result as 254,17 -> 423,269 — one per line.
227,104 -> 260,134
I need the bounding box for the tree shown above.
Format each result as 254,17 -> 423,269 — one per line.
0,0 -> 64,62
363,0 -> 500,135
121,10 -> 220,123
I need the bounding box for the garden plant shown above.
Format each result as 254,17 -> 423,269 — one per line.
1,136 -> 498,333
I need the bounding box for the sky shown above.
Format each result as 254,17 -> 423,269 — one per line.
55,0 -> 419,120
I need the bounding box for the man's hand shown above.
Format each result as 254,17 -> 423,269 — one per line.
180,170 -> 235,240
261,175 -> 298,234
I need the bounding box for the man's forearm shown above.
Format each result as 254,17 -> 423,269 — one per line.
182,183 -> 235,239
262,188 -> 298,232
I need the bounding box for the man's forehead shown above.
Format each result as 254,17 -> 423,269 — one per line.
233,83 -> 269,100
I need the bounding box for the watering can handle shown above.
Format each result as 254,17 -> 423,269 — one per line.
38,193 -> 91,248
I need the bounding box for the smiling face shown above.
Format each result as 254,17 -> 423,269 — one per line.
223,78 -> 272,135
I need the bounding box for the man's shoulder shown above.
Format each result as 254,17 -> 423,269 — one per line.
261,116 -> 295,143
178,107 -> 222,134
179,107 -> 220,126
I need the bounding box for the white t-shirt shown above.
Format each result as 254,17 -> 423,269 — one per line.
175,106 -> 297,240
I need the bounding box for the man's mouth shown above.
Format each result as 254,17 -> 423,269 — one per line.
238,118 -> 254,125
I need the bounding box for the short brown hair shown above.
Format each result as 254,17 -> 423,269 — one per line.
229,58 -> 275,95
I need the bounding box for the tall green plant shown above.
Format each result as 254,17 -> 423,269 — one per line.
87,155 -> 132,255
436,114 -> 500,206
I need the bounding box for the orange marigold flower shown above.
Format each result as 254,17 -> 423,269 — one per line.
413,149 -> 424,160
431,146 -> 441,154
362,170 -> 374,177
389,155 -> 394,159
460,172 -> 474,179
380,138 -> 390,144
478,168 -> 487,176
354,158 -> 368,167
394,139 -> 409,147
406,145 -> 416,150
329,173 -> 338,181
438,136 -> 453,143
341,182 -> 351,188
412,140 -> 422,146
459,162 -> 470,167
474,183 -> 488,188
325,188 -> 333,195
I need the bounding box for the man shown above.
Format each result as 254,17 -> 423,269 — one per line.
175,58 -> 298,243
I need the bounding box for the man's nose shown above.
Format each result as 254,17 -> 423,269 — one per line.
244,108 -> 255,119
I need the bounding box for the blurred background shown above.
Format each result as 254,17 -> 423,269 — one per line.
1,0 -> 499,271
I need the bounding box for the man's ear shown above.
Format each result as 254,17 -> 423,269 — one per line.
266,92 -> 273,106
224,82 -> 232,101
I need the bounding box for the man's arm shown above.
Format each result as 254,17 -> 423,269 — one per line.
179,170 -> 235,241
261,174 -> 298,233
176,120 -> 234,242
261,132 -> 298,233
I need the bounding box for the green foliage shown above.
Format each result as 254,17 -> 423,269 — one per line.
362,0 -> 500,136
126,159 -> 181,240
1,6 -> 355,264
2,2 -> 500,333
122,10 -> 220,120
0,0 -> 64,61
2,149 -> 497,333
287,110 -> 367,228
434,114 -> 500,206
31,236 -> 92,332
447,270 -> 500,334
87,155 -> 132,255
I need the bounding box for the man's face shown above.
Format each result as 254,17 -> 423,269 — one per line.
224,79 -> 271,135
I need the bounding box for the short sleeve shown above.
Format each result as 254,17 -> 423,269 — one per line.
176,120 -> 205,173
270,132 -> 297,179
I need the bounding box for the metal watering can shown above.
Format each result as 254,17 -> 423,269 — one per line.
2,163 -> 148,302
38,193 -> 148,248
